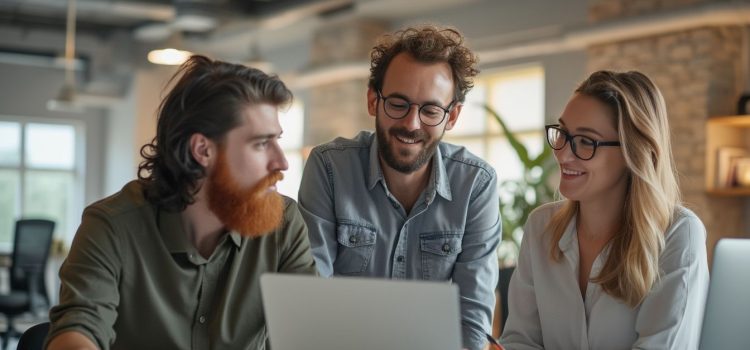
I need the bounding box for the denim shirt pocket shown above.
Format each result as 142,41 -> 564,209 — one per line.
420,232 -> 463,280
334,223 -> 377,275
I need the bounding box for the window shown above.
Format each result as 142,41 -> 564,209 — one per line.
0,119 -> 84,252
446,65 -> 545,180
277,102 -> 304,200
444,65 -> 545,259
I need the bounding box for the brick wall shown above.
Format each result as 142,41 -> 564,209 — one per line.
587,1 -> 747,260
306,19 -> 387,146
590,0 -> 716,22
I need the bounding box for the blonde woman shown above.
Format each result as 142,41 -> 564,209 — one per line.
500,71 -> 709,350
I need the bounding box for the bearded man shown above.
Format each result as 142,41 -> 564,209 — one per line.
46,55 -> 316,350
298,25 -> 501,350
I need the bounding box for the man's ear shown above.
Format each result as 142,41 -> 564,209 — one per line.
189,133 -> 216,168
367,88 -> 378,117
444,103 -> 462,131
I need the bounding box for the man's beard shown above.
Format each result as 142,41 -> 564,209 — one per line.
376,117 -> 443,174
206,152 -> 285,237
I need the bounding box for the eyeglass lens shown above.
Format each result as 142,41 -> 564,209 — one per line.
546,127 -> 596,160
381,95 -> 447,126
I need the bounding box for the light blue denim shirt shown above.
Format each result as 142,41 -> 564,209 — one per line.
298,131 -> 501,350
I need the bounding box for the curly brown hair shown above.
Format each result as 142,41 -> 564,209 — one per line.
368,24 -> 479,103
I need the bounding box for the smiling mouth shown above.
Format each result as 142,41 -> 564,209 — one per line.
395,135 -> 421,144
562,168 -> 584,176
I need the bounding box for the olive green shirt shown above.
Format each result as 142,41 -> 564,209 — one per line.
47,180 -> 317,350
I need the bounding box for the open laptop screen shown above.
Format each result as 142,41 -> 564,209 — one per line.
261,274 -> 463,350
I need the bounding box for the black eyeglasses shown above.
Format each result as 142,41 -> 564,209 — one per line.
376,90 -> 456,127
545,124 -> 621,160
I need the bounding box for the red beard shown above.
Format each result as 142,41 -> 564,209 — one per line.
206,152 -> 285,237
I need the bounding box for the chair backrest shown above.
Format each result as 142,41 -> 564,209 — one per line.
16,321 -> 50,350
10,219 -> 55,302
498,266 -> 515,333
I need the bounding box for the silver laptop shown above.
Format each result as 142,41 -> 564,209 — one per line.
699,238 -> 750,350
260,274 -> 463,350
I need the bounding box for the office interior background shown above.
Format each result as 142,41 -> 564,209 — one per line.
0,0 -> 749,303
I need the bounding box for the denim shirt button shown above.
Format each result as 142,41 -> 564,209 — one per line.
396,255 -> 404,262
442,243 -> 451,253
349,236 -> 357,244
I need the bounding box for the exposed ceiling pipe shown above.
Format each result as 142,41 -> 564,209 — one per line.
287,1 -> 750,88
0,0 -> 174,22
478,1 -> 750,63
47,0 -> 80,112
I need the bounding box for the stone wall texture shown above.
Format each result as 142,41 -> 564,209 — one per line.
587,0 -> 748,260
306,19 -> 387,146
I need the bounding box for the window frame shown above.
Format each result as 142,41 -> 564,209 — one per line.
0,115 -> 85,253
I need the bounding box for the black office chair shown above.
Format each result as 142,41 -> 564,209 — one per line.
0,219 -> 55,349
16,321 -> 49,350
497,266 -> 515,333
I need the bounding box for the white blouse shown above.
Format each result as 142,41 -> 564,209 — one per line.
500,201 -> 709,350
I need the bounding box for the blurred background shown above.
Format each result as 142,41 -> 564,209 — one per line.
0,0 -> 748,284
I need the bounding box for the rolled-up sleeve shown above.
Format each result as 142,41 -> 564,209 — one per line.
46,207 -> 123,350
453,170 -> 501,350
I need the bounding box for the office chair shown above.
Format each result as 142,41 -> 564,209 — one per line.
0,219 -> 55,349
498,266 -> 515,333
16,321 -> 49,350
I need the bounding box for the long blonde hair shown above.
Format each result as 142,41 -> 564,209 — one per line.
547,71 -> 680,307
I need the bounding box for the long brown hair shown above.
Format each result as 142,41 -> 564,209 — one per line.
138,55 -> 292,211
547,70 -> 680,307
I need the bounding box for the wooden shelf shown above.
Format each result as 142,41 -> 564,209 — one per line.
707,115 -> 750,127
705,115 -> 750,197
706,187 -> 750,196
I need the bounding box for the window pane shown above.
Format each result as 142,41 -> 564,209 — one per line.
23,170 -> 74,240
279,103 -> 304,150
278,152 -> 303,200
487,132 -> 545,182
489,66 -> 545,131
443,136 -> 486,160
452,83 -> 487,136
0,170 -> 20,245
0,122 -> 20,166
25,123 -> 76,169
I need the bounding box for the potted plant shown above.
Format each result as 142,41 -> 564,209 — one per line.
484,105 -> 556,335
484,105 -> 555,266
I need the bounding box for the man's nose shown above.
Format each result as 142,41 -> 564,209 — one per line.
401,104 -> 422,131
270,143 -> 288,172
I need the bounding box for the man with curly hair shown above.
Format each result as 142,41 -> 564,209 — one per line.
46,55 -> 317,350
299,25 -> 501,350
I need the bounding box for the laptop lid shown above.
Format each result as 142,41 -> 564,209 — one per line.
260,274 -> 463,350
699,238 -> 750,350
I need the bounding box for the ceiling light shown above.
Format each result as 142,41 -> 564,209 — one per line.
147,48 -> 193,65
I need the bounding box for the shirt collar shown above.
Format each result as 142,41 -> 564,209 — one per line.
558,214 -> 579,271
558,211 -> 613,273
367,134 -> 383,190
158,209 -> 242,254
431,145 -> 452,201
366,134 -> 452,202
558,214 -> 578,253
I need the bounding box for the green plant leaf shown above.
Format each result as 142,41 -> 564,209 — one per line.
483,105 -> 531,165
483,104 -> 556,265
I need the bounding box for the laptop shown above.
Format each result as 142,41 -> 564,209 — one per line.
699,238 -> 750,350
260,274 -> 463,350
